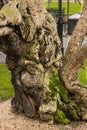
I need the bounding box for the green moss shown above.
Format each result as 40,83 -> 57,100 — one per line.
0,2 -> 21,25
46,66 -> 81,123
78,59 -> 87,87
49,75 -> 70,104
25,54 -> 33,60
27,42 -> 36,49
54,109 -> 70,124
54,103 -> 80,124
26,41 -> 37,60
66,102 -> 80,120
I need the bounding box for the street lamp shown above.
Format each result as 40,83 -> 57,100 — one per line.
57,0 -> 64,55
67,0 -> 70,20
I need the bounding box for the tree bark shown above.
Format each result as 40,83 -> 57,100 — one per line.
60,1 -> 87,120
0,0 -> 62,124
0,0 -> 87,124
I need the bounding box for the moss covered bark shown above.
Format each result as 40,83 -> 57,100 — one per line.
0,0 -> 62,124
0,0 -> 87,124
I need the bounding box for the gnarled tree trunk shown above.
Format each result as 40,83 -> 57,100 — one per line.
0,0 -> 62,124
0,0 -> 87,124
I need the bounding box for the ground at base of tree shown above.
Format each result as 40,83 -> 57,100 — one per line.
0,99 -> 87,130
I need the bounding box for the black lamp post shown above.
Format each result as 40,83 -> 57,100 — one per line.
57,0 -> 64,55
67,0 -> 70,20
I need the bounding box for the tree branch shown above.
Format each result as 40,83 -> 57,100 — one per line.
65,3 -> 87,62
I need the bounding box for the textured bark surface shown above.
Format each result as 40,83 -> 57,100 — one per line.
0,0 -> 87,124
60,0 -> 87,121
0,0 -> 62,124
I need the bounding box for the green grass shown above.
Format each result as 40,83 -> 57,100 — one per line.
45,2 -> 82,15
0,63 -> 14,99
78,59 -> 87,87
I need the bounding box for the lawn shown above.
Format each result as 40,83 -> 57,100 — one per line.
0,64 -> 14,99
45,2 -> 83,15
